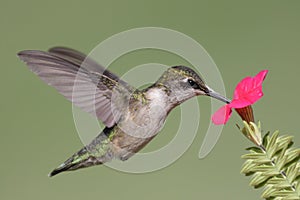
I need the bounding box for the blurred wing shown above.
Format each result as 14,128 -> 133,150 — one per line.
18,47 -> 135,127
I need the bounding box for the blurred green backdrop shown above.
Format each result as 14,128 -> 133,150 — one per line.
1,0 -> 300,199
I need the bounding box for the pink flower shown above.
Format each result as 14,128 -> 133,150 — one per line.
212,70 -> 268,125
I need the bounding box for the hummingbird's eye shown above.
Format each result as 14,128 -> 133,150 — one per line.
187,79 -> 200,89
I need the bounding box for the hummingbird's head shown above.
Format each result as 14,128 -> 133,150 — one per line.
157,66 -> 230,104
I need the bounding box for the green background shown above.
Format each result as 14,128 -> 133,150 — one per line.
1,0 -> 300,199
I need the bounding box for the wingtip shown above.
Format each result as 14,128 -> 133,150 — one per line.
17,51 -> 29,63
17,50 -> 33,60
48,46 -> 69,52
17,50 -> 26,58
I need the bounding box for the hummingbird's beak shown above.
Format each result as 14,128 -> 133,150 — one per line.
206,86 -> 231,104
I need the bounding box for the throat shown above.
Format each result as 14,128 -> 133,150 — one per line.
145,87 -> 177,113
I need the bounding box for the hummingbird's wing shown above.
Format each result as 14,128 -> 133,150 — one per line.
18,47 -> 135,127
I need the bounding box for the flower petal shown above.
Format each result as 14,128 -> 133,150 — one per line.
212,104 -> 232,125
230,99 -> 252,108
231,86 -> 264,108
254,70 -> 268,85
211,69 -> 268,125
232,70 -> 268,108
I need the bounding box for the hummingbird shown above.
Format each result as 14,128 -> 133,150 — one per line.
18,47 -> 229,177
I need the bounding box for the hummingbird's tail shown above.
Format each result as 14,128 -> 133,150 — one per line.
49,147 -> 99,177
49,161 -> 77,177
49,127 -> 115,177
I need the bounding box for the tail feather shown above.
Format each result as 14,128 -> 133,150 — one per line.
49,127 -> 115,177
49,162 -> 76,177
49,147 -> 92,177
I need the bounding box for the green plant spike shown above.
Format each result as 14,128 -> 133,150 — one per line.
240,122 -> 300,200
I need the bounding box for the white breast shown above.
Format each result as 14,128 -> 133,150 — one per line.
146,88 -> 170,129
146,88 -> 168,107
119,88 -> 170,140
